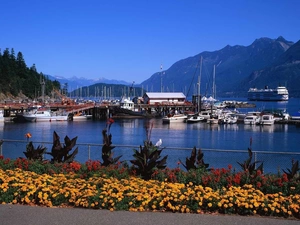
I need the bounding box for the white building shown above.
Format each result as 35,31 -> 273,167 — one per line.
143,92 -> 186,105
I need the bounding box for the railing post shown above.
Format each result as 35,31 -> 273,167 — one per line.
88,145 -> 91,160
0,142 -> 2,156
254,151 -> 257,169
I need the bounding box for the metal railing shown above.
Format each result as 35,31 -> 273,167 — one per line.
1,139 -> 299,173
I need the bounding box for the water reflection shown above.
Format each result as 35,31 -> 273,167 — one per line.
0,122 -> 4,131
164,122 -> 187,130
1,116 -> 300,165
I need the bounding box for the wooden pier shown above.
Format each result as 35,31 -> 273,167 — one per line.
0,101 -> 196,121
1,101 -> 300,126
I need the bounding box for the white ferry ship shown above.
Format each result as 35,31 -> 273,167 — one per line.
247,86 -> 289,101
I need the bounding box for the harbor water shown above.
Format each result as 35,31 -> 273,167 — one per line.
1,98 -> 300,173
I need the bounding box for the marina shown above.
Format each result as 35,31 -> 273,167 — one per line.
0,98 -> 300,173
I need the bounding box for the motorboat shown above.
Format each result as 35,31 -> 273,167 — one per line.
223,114 -> 238,124
120,97 -> 135,111
23,109 -> 69,122
71,112 -> 92,121
162,114 -> 187,124
244,115 -> 260,125
73,114 -> 92,121
260,114 -> 275,125
186,114 -> 205,123
198,111 -> 212,121
206,115 -> 220,124
261,109 -> 290,121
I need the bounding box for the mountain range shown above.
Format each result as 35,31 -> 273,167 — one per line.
48,36 -> 300,98
46,75 -> 131,91
141,36 -> 299,98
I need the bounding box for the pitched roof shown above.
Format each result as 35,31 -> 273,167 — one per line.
144,92 -> 186,99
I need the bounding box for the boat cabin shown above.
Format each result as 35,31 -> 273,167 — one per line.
120,97 -> 135,111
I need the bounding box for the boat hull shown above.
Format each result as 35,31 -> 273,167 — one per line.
23,115 -> 69,122
186,116 -> 204,123
72,115 -> 92,121
162,114 -> 187,124
259,115 -> 275,125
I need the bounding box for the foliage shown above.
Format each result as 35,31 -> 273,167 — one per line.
130,121 -> 168,180
237,138 -> 263,174
130,140 -> 168,180
179,147 -> 209,171
283,160 -> 300,181
101,118 -> 122,166
23,141 -> 47,161
1,127 -> 300,219
47,131 -> 78,163
0,166 -> 300,219
0,48 -> 60,99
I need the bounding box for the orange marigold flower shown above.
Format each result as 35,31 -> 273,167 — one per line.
25,132 -> 32,139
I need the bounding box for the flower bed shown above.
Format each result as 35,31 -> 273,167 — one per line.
0,159 -> 300,219
1,127 -> 299,219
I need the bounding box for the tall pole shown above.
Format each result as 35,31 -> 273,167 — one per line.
213,65 -> 216,99
198,56 -> 203,112
160,64 -> 163,92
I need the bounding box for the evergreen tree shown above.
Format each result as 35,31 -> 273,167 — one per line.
0,48 -> 62,99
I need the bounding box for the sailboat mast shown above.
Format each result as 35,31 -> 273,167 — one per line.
198,56 -> 203,112
212,65 -> 216,99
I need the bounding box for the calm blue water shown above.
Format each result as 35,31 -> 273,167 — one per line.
1,98 -> 300,172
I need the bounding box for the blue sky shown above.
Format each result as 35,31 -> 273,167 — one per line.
1,0 -> 299,84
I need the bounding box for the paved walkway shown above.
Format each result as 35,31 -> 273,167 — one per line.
0,204 -> 299,225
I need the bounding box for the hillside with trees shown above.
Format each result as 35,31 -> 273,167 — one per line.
0,48 -> 60,101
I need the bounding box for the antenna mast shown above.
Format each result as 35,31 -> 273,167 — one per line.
160,64 -> 163,92
198,56 -> 203,112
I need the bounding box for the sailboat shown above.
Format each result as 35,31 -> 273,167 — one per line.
186,56 -> 204,123
206,65 -> 220,124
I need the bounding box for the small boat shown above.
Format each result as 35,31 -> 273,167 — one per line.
120,97 -> 135,111
223,114 -> 238,124
260,114 -> 275,125
198,111 -> 212,121
206,115 -> 219,124
261,109 -> 290,121
186,114 -> 205,123
162,114 -> 187,124
244,115 -> 260,125
72,113 -> 92,121
73,114 -> 92,121
23,109 -> 69,122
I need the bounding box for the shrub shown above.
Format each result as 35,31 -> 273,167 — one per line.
47,131 -> 78,163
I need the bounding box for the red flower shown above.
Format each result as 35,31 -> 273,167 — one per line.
282,173 -> 289,182
256,182 -> 262,188
256,170 -> 262,176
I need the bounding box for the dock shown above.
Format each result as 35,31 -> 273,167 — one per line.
0,101 -> 196,121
